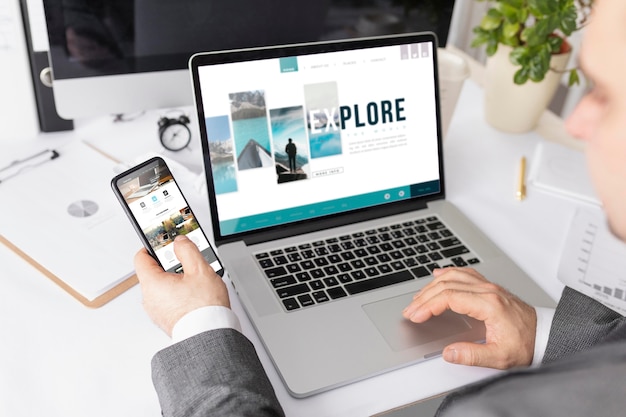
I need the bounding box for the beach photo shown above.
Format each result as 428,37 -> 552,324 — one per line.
205,115 -> 238,194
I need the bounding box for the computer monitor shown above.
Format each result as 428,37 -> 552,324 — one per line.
42,0 -> 455,120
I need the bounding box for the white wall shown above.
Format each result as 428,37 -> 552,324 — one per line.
0,0 -> 40,142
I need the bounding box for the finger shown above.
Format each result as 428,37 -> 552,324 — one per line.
413,267 -> 486,300
134,248 -> 166,284
405,287 -> 498,323
171,235 -> 210,276
442,342 -> 509,369
404,274 -> 498,318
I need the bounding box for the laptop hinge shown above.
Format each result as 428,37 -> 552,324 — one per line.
220,199 -> 431,247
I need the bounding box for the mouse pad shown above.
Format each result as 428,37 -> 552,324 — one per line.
363,292 -> 474,352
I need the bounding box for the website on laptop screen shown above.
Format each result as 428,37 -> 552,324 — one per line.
197,40 -> 440,237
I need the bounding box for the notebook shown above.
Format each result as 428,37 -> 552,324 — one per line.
189,32 -> 554,398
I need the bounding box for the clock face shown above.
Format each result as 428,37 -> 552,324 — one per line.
160,122 -> 191,151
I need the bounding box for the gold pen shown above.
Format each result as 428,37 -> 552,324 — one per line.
516,156 -> 527,201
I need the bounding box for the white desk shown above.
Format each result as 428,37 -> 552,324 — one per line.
1,70 -> 583,416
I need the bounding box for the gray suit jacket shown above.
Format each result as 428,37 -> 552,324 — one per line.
151,287 -> 626,416
437,286 -> 626,416
152,328 -> 284,417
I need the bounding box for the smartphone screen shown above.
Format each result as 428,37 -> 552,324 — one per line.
112,157 -> 223,275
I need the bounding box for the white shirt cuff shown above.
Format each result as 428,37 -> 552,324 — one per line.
531,306 -> 556,366
171,306 -> 242,344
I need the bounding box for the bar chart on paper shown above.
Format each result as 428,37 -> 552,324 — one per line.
558,208 -> 626,315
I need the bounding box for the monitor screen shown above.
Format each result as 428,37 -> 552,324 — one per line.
42,0 -> 455,120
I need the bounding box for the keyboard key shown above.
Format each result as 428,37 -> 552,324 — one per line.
327,287 -> 348,299
273,255 -> 288,265
338,262 -> 352,272
351,270 -> 367,280
259,258 -> 274,269
264,266 -> 287,278
312,291 -> 330,303
287,253 -> 302,263
345,270 -> 414,295
452,257 -> 468,267
378,264 -> 392,274
283,298 -> 300,310
439,237 -> 461,248
441,245 -> 470,258
323,265 -> 339,275
277,283 -> 310,298
310,269 -> 325,279
390,261 -> 405,270
298,294 -> 315,307
301,260 -> 315,269
427,221 -> 445,230
270,276 -> 297,288
468,258 -> 480,264
256,252 -> 269,259
426,252 -> 442,263
310,280 -> 324,290
364,267 -> 380,277
314,257 -> 329,267
426,263 -> 440,271
410,266 -> 430,278
337,273 -> 353,283
295,272 -> 311,282
323,277 -> 339,287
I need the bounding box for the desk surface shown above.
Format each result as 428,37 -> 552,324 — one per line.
0,49 -> 585,416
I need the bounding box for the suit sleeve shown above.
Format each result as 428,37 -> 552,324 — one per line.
152,328 -> 285,417
542,286 -> 626,364
436,340 -> 626,417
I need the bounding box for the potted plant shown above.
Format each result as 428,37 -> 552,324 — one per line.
471,0 -> 593,133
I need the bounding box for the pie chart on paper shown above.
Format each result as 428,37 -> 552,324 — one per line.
67,200 -> 99,218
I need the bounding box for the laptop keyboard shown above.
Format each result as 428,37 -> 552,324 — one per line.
254,215 -> 480,312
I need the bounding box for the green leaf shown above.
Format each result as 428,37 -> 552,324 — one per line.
518,8 -> 528,23
502,21 -> 521,39
548,36 -> 563,53
481,7 -> 503,29
498,3 -> 520,22
480,14 -> 503,31
559,8 -> 578,35
523,17 -> 558,46
528,0 -> 559,15
501,0 -> 523,8
568,69 -> 580,86
514,67 -> 530,84
509,46 -> 529,65
486,40 -> 499,56
471,27 -> 490,47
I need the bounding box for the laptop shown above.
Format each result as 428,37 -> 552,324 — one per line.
189,32 -> 555,398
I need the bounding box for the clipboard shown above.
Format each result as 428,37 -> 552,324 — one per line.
0,140 -> 141,308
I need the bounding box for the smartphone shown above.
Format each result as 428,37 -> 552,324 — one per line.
111,156 -> 223,275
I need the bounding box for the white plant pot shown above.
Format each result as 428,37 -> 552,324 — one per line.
484,44 -> 571,133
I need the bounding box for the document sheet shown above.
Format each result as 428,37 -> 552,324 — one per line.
558,208 -> 626,316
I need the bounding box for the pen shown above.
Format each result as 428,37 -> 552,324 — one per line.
0,149 -> 60,184
516,156 -> 527,201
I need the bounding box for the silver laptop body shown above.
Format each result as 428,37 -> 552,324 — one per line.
189,32 -> 554,398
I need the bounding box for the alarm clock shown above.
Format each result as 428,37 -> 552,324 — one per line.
158,113 -> 191,151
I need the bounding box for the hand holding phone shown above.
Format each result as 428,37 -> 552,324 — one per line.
111,157 -> 223,275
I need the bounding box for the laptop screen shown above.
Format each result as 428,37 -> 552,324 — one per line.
192,33 -> 442,240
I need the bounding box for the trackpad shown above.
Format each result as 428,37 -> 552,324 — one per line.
363,292 -> 473,352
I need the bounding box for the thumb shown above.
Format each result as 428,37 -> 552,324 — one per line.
442,342 -> 503,368
172,235 -> 206,275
